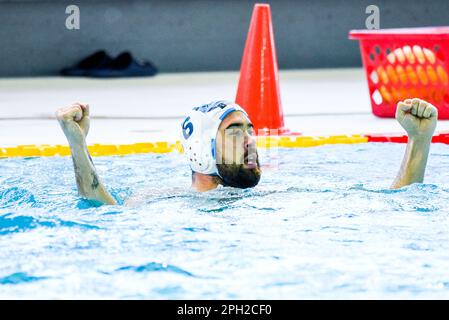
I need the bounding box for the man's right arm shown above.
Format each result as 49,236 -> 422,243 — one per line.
56,103 -> 117,205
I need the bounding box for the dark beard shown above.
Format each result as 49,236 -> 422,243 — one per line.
216,161 -> 261,189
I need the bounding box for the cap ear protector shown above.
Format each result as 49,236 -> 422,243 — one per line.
180,100 -> 248,176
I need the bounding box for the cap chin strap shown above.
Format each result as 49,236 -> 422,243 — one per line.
209,137 -> 220,177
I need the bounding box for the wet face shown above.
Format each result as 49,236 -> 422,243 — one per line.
215,111 -> 261,188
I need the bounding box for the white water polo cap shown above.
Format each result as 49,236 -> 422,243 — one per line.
180,100 -> 248,175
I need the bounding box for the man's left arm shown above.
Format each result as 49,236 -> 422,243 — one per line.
391,98 -> 437,189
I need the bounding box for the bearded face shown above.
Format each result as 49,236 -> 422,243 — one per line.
215,111 -> 262,189
216,152 -> 261,188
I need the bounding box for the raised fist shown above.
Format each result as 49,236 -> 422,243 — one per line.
56,103 -> 90,144
396,98 -> 437,139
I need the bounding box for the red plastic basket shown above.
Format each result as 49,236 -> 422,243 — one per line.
349,27 -> 449,118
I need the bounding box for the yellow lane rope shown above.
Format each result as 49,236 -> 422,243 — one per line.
0,135 -> 368,158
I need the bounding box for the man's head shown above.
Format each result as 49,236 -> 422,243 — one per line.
215,110 -> 261,188
181,101 -> 261,189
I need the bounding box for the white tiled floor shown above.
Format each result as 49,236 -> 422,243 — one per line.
1,68 -> 449,146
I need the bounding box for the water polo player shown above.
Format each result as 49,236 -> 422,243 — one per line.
55,100 -> 261,205
56,98 -> 436,205
180,101 -> 261,191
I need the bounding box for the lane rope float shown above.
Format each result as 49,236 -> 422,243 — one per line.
3,132 -> 449,158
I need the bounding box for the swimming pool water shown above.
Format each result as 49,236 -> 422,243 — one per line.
2,143 -> 449,299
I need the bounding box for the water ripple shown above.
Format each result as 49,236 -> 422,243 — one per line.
115,262 -> 194,277
0,187 -> 36,208
0,213 -> 100,235
0,272 -> 47,285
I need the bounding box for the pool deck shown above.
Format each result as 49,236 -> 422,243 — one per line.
1,68 -> 449,147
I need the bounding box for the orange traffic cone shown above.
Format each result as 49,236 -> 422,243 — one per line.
236,3 -> 291,135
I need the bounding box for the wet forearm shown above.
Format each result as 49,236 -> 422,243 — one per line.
391,136 -> 432,189
69,141 -> 117,205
